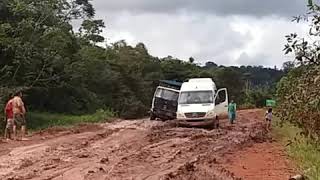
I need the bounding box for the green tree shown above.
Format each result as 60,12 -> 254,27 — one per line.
79,19 -> 105,44
189,57 -> 195,64
278,0 -> 320,139
205,61 -> 218,69
282,61 -> 295,73
214,67 -> 245,103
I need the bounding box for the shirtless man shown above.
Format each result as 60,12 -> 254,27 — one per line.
12,91 -> 27,141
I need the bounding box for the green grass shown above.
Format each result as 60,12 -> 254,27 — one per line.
25,109 -> 115,131
273,119 -> 320,180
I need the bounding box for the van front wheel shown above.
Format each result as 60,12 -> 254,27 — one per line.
215,116 -> 220,129
150,114 -> 156,120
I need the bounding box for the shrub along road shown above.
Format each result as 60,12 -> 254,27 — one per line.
0,109 -> 295,180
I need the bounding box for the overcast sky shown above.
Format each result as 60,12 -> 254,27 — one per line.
91,0 -> 310,67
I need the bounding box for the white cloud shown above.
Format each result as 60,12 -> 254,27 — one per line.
91,0 -> 310,67
231,16 -> 309,67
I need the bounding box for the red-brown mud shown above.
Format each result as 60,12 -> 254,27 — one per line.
0,109 -> 295,180
224,142 -> 296,180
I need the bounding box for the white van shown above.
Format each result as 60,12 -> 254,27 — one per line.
176,78 -> 228,128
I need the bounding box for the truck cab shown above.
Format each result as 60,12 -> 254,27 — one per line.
176,78 -> 228,128
150,80 -> 182,120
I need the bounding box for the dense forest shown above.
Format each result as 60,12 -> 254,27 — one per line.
0,0 -> 284,119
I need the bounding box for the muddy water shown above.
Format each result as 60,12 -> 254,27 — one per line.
0,109 -> 291,180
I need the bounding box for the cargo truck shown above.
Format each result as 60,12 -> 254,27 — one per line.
150,80 -> 182,121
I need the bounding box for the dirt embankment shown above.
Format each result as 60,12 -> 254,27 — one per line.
0,109 -> 295,180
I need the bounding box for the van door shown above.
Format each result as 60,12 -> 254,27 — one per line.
214,88 -> 228,118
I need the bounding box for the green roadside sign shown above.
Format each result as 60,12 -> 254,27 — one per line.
266,99 -> 276,107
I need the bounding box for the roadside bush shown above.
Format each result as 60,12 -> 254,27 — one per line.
238,103 -> 256,110
243,87 -> 273,108
26,109 -> 115,131
276,65 -> 320,139
117,97 -> 148,119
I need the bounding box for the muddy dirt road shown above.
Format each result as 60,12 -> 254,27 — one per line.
0,109 -> 294,180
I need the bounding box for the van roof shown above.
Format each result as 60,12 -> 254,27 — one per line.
188,78 -> 213,83
180,81 -> 216,92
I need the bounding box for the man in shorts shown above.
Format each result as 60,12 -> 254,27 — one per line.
4,94 -> 14,140
12,91 -> 27,141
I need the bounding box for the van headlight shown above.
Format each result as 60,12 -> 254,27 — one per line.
176,112 -> 185,119
206,111 -> 216,118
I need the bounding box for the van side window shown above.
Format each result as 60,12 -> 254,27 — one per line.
215,90 -> 226,104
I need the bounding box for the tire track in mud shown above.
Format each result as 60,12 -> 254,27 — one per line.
0,109 -> 267,180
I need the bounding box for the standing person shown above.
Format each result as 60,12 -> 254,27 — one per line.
228,100 -> 237,124
12,91 -> 27,141
265,108 -> 273,132
4,94 -> 14,140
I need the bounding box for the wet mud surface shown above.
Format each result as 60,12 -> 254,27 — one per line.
0,109 -> 295,180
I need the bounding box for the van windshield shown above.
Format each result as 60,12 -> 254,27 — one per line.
155,88 -> 179,101
179,91 -> 213,104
